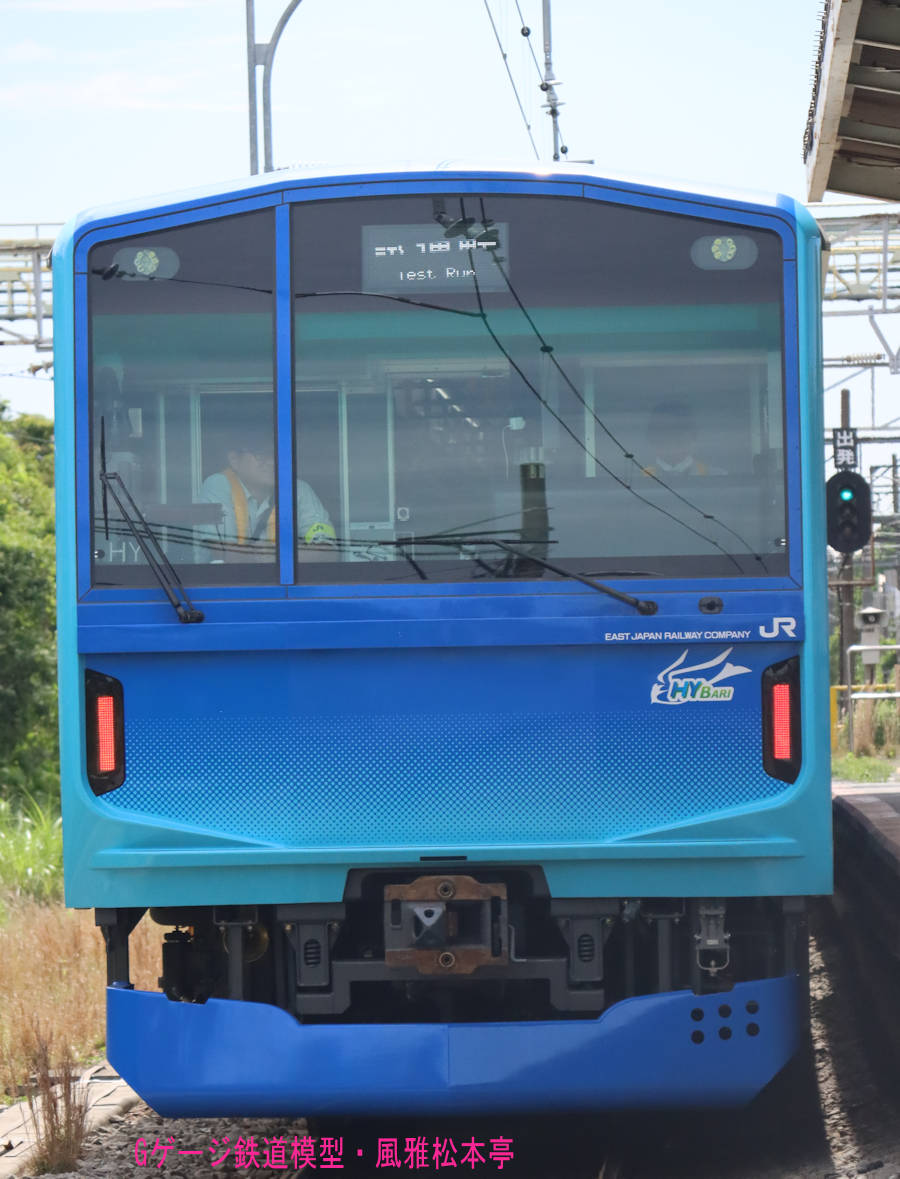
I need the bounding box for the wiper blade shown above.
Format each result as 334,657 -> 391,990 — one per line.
99,472 -> 204,624
327,536 -> 431,580
100,417 -> 110,542
579,569 -> 664,579
408,534 -> 658,616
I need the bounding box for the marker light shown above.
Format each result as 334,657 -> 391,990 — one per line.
762,657 -> 801,783
96,695 -> 117,772
691,234 -> 759,270
711,237 -> 737,263
85,669 -> 126,794
111,244 -> 180,281
771,683 -> 792,760
133,249 -> 160,277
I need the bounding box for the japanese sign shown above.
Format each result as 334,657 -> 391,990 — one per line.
362,223 -> 509,294
832,427 -> 858,470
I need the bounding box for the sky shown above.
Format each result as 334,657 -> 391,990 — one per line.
5,0 -> 895,496
2,0 -> 823,220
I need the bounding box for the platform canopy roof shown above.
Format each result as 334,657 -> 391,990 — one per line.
806,0 -> 900,201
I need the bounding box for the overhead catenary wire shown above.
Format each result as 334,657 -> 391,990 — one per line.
452,201 -> 748,573
513,0 -> 570,160
471,198 -> 767,571
514,0 -> 544,78
0,369 -> 53,381
482,0 -> 541,161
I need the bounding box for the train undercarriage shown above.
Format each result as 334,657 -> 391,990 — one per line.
97,868 -> 808,1024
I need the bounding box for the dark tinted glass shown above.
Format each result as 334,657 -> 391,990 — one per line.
88,210 -> 276,587
292,194 -> 787,584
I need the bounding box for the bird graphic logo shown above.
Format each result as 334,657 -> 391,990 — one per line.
651,647 -> 751,705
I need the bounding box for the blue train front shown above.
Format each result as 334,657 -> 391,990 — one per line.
53,166 -> 829,1115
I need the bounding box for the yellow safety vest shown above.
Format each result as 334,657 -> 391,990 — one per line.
223,468 -> 276,545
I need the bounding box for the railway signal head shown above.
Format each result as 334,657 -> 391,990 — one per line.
826,470 -> 871,553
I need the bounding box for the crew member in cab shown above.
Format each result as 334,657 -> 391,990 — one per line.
198,429 -> 335,562
641,400 -> 725,478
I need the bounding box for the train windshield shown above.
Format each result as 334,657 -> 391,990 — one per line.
87,192 -> 788,587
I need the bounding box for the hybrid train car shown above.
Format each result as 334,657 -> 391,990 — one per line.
54,164 -> 829,1116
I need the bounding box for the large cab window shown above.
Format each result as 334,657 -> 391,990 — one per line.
292,194 -> 787,582
88,210 -> 277,585
85,192 -> 788,590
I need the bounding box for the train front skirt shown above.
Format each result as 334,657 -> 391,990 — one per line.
107,975 -> 800,1116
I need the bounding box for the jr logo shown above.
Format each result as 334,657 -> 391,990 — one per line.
758,617 -> 797,638
651,647 -> 751,705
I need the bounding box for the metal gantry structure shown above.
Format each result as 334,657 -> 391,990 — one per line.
0,224 -> 58,351
819,204 -> 900,368
815,204 -> 900,515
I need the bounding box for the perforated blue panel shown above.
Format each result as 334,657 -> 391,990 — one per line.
99,646 -> 790,847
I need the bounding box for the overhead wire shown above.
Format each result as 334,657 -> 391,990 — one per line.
473,197 -> 768,571
482,0 -> 541,161
513,0 -> 570,158
451,199 -> 748,572
0,369 -> 53,381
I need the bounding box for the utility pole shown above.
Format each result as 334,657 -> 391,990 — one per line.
245,0 -> 304,175
245,1 -> 259,175
541,0 -> 565,162
840,388 -> 856,693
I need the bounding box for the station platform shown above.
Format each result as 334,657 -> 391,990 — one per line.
831,781 -> 900,962
0,1062 -> 138,1179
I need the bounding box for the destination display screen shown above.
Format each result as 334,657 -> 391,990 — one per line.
362,223 -> 509,294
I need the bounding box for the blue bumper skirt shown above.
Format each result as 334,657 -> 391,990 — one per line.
108,976 -> 800,1117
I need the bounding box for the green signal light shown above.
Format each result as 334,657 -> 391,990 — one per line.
840,487 -> 855,501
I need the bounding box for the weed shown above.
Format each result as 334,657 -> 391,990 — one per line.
0,794 -> 62,906
0,902 -> 158,1101
873,697 -> 900,751
22,1025 -> 88,1175
854,699 -> 875,756
831,751 -> 897,783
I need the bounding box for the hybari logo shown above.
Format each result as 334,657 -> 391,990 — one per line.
651,647 -> 752,705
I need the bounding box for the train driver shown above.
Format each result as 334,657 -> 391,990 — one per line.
198,430 -> 335,562
641,400 -> 726,478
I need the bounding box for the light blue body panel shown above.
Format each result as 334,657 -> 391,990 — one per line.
55,165 -> 828,1117
69,622 -> 825,907
108,975 -> 800,1115
55,169 -> 829,898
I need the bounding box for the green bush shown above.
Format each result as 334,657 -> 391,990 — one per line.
0,408 -> 57,809
0,794 -> 63,907
873,696 -> 900,754
831,751 -> 896,783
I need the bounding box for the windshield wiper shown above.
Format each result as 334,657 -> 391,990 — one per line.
99,472 -> 204,624
579,569 -> 664,578
405,534 -> 658,615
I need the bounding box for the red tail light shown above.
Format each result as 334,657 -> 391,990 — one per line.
762,657 -> 800,783
96,695 -> 117,772
85,670 -> 125,794
771,683 -> 792,761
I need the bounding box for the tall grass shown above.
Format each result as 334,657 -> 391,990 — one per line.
831,751 -> 898,783
0,902 -> 159,1101
0,794 -> 63,908
20,1030 -> 88,1175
